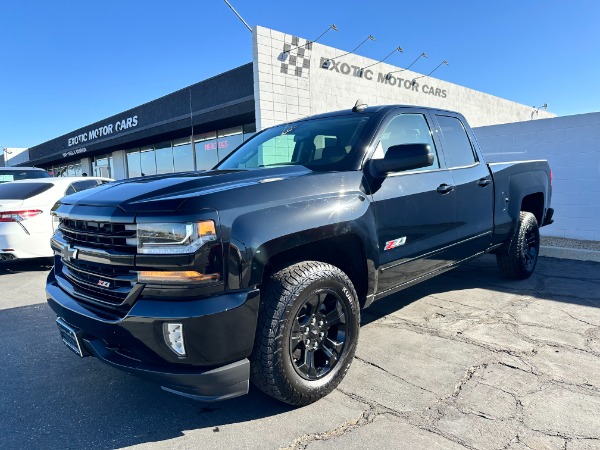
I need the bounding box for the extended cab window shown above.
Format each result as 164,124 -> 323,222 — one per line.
216,115 -> 371,171
372,113 -> 439,170
436,115 -> 478,168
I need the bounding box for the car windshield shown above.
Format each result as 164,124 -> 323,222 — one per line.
216,115 -> 372,171
0,182 -> 54,199
0,169 -> 50,184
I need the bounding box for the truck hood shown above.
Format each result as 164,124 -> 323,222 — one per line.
57,167 -> 313,213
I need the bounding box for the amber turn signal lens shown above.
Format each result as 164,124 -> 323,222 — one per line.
138,271 -> 220,283
198,220 -> 216,237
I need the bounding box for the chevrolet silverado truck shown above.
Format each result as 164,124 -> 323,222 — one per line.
47,104 -> 553,406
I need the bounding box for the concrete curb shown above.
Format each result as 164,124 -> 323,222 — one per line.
540,246 -> 600,263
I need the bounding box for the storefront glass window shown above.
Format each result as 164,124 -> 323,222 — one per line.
155,142 -> 173,174
43,123 -> 257,179
127,150 -> 142,178
93,156 -> 112,178
194,132 -> 219,171
243,123 -> 257,142
140,146 -> 156,176
49,163 -> 81,177
173,138 -> 194,173
217,126 -> 243,161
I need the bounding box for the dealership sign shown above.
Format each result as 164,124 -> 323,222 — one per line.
67,115 -> 139,147
319,57 -> 448,98
62,147 -> 87,158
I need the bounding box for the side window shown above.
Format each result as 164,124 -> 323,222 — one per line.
375,113 -> 440,170
65,180 -> 101,196
436,115 -> 478,168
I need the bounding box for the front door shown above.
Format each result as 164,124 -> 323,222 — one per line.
369,111 -> 457,296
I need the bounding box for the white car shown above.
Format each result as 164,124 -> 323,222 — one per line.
0,177 -> 112,260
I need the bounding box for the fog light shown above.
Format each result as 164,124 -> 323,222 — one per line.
163,323 -> 186,356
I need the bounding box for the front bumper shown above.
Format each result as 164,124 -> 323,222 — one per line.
46,270 -> 260,401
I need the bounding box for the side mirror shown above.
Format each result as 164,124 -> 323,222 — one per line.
368,143 -> 434,178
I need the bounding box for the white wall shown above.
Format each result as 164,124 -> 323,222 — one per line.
252,26 -> 555,131
475,113 -> 600,241
3,148 -> 29,167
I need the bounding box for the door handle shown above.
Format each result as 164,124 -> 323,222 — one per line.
478,178 -> 491,187
436,184 -> 454,194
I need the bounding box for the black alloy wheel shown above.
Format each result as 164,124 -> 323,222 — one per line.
289,289 -> 348,380
523,222 -> 538,271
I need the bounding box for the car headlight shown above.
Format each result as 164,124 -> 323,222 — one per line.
133,221 -> 217,254
51,214 -> 60,233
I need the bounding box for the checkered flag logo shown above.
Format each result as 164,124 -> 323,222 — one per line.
278,35 -> 312,78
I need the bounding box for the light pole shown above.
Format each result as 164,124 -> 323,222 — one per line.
1,147 -> 12,167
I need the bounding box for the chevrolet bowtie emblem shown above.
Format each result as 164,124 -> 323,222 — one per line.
61,244 -> 79,261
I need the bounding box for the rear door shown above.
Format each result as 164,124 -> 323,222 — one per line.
369,109 -> 457,295
434,114 -> 493,259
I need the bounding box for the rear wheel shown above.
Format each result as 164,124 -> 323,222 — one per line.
250,261 -> 360,406
496,211 -> 540,279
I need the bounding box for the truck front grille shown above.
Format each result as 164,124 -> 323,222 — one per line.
60,218 -> 136,253
56,218 -> 139,313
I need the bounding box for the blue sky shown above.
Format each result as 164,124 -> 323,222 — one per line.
1,0 -> 599,149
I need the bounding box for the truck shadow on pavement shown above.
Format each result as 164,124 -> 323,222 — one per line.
0,258 -> 53,275
1,255 -> 598,449
0,302 -> 295,450
361,254 -> 600,328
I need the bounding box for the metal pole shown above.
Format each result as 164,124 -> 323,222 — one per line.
223,0 -> 252,33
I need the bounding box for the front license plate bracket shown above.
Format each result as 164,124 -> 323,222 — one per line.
56,318 -> 87,357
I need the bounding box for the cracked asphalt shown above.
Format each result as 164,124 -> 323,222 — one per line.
1,254 -> 600,450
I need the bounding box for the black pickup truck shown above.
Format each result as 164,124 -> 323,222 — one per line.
47,104 -> 553,406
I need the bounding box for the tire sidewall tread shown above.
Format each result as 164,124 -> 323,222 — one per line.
496,211 -> 540,279
250,261 -> 360,406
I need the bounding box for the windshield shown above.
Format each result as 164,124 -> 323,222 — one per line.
216,115 -> 371,171
0,169 -> 50,184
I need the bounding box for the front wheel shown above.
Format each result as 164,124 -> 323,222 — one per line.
496,211 -> 540,279
250,261 -> 360,406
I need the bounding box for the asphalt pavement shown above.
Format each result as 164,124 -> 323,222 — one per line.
1,254 -> 600,450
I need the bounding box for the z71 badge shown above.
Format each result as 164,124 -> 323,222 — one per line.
384,237 -> 407,251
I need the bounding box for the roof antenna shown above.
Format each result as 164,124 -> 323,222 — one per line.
352,99 -> 368,112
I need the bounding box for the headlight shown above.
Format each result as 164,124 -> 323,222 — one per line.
51,214 -> 60,233
134,221 -> 217,254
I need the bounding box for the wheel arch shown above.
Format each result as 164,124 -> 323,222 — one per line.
257,234 -> 371,308
520,192 -> 544,224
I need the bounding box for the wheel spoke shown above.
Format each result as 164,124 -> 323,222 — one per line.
325,306 -> 345,326
306,292 -> 327,313
322,337 -> 344,366
324,336 -> 344,353
290,321 -> 304,349
300,349 -> 317,378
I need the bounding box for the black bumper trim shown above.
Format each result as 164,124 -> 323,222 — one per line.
542,207 -> 554,226
86,337 -> 250,401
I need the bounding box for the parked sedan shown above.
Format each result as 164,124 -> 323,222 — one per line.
0,177 -> 112,260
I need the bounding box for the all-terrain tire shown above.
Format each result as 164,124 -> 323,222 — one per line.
250,261 -> 360,406
496,211 -> 540,279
